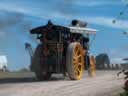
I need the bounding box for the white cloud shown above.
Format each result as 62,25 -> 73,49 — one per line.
75,0 -> 121,7
111,57 -> 127,64
122,0 -> 128,4
107,46 -> 128,64
0,31 -> 6,39
40,14 -> 128,30
80,16 -> 128,29
0,2 -> 70,20
0,1 -> 128,30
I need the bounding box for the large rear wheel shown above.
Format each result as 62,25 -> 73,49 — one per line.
31,44 -> 51,80
66,43 -> 84,80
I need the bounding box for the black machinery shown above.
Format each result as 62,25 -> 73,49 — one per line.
29,20 -> 96,80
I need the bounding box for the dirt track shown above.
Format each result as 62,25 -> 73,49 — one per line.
0,71 -> 124,96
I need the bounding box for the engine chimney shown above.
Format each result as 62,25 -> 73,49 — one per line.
71,19 -> 87,27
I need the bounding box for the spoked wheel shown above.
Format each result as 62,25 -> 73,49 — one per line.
66,43 -> 84,80
89,55 -> 96,77
31,44 -> 51,81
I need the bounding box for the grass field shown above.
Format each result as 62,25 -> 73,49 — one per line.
0,71 -> 36,83
0,71 -> 35,78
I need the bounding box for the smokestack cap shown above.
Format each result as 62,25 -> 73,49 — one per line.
71,19 -> 87,27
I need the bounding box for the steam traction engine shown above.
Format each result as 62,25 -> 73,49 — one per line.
30,20 -> 97,80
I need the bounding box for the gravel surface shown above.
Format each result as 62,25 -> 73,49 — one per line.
0,71 -> 124,96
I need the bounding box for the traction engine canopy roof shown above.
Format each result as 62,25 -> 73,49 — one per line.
30,20 -> 97,35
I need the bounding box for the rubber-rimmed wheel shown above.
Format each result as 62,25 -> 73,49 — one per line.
66,42 -> 84,80
31,44 -> 51,81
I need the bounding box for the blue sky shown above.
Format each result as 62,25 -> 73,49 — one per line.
0,0 -> 128,70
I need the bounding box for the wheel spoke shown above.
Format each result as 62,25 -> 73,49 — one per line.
73,57 -> 77,64
77,55 -> 81,58
74,68 -> 79,74
78,57 -> 82,63
76,50 -> 80,56
78,63 -> 82,66
74,52 -> 82,59
75,66 -> 81,72
74,62 -> 78,68
76,69 -> 80,76
74,47 -> 80,56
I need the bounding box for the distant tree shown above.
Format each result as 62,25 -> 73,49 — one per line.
95,53 -> 110,70
18,68 -> 30,72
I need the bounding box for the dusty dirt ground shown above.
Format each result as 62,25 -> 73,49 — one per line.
0,71 -> 125,96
